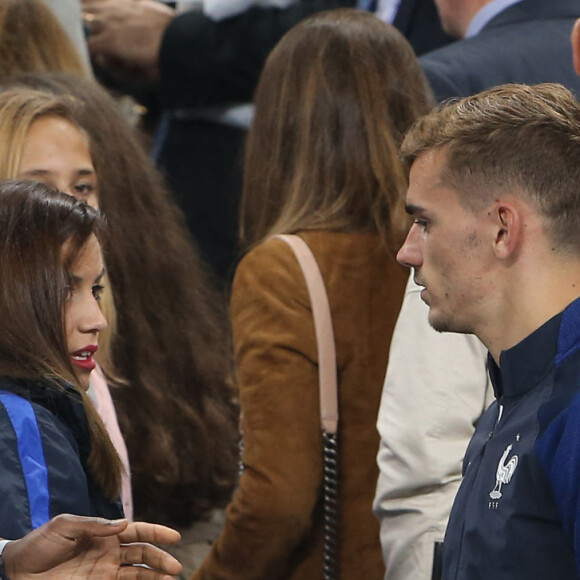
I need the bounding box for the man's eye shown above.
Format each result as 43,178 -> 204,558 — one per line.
92,284 -> 105,301
414,219 -> 428,228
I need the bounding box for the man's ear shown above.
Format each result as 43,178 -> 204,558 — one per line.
572,19 -> 580,76
492,203 -> 521,259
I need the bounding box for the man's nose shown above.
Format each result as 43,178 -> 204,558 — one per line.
397,225 -> 423,268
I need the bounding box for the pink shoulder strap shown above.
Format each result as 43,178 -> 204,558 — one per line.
275,235 -> 338,434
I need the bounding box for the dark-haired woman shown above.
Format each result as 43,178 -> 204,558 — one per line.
0,180 -> 122,540
192,8 -> 434,580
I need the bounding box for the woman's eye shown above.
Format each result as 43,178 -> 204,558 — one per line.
64,285 -> 73,301
92,284 -> 105,301
74,183 -> 96,196
414,219 -> 428,229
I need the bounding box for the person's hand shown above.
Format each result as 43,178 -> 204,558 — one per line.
3,514 -> 182,579
83,0 -> 175,83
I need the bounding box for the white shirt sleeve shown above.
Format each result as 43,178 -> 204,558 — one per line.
374,273 -> 493,580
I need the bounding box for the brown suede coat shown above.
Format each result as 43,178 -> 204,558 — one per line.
192,232 -> 408,580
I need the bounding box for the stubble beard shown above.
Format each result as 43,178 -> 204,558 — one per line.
428,308 -> 474,335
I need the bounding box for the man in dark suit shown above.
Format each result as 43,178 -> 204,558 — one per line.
420,0 -> 580,101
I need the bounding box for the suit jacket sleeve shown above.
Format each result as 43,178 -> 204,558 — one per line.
192,239 -> 323,579
158,0 -> 355,109
373,273 -> 493,580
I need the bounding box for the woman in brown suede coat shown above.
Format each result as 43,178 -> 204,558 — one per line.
192,9 -> 434,580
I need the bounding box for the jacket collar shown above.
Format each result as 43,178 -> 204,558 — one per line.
484,0 -> 580,31
466,0 -> 524,37
489,296 -> 580,400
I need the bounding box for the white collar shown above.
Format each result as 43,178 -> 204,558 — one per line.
466,0 -> 525,38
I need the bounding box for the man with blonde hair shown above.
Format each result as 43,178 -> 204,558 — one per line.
397,82 -> 580,579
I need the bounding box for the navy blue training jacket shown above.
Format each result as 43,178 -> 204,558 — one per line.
443,297 -> 580,579
0,377 -> 123,539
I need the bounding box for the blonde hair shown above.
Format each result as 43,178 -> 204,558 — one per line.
401,83 -> 580,251
0,90 -> 123,498
0,88 -> 80,177
0,87 -> 121,381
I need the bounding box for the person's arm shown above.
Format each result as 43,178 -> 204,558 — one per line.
158,0 -> 355,107
0,389 -> 125,541
193,239 -> 322,579
535,387 -> 580,576
373,273 -> 492,580
83,0 -> 175,84
83,0 -> 354,108
3,514 -> 181,579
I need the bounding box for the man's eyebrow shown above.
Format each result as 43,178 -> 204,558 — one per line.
405,204 -> 426,216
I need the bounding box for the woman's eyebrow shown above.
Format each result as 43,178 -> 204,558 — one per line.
70,268 -> 105,285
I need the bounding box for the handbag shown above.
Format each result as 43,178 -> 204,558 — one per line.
275,234 -> 340,580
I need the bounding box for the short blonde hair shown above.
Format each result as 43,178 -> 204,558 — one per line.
401,83 -> 580,251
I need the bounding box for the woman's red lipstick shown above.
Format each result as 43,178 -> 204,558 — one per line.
70,345 -> 98,371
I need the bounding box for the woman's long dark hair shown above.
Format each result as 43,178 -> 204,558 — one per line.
241,9 -> 434,250
0,180 -> 121,498
6,73 -> 239,525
